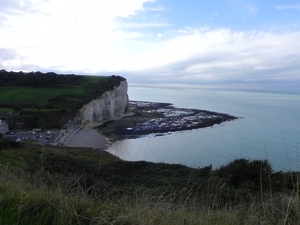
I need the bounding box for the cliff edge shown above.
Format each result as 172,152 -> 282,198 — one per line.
78,79 -> 129,126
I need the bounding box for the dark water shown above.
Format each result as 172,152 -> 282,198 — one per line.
107,87 -> 300,171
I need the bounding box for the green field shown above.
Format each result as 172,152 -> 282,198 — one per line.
0,73 -> 125,129
0,75 -> 108,107
0,108 -> 13,112
0,86 -> 85,106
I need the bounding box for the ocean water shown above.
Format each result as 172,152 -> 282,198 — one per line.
106,87 -> 300,171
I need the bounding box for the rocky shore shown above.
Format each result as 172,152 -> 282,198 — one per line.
98,101 -> 239,140
61,100 -> 239,149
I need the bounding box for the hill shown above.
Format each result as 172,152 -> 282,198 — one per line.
0,70 -> 125,129
0,141 -> 299,224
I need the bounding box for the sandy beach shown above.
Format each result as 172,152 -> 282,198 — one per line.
61,127 -> 109,150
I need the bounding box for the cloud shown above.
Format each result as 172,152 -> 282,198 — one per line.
144,6 -> 169,11
115,22 -> 171,29
38,0 -> 155,20
0,0 -> 155,27
0,48 -> 22,69
1,0 -> 300,92
0,48 -> 18,60
0,0 -> 44,24
0,0 -> 156,72
0,0 -> 37,13
276,4 -> 300,10
116,28 -> 300,91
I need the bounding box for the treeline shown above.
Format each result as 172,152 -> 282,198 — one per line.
0,69 -> 86,86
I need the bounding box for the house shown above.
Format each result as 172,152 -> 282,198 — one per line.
0,120 -> 9,134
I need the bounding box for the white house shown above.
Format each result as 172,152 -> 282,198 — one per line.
0,120 -> 9,134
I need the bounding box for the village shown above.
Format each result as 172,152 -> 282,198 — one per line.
1,100 -> 239,147
1,127 -> 60,145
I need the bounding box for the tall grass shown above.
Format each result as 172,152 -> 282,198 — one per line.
0,145 -> 299,224
1,176 -> 299,224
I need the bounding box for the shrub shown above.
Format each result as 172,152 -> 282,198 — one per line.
215,159 -> 272,190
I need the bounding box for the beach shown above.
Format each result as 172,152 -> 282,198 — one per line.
61,127 -> 109,150
60,100 -> 237,150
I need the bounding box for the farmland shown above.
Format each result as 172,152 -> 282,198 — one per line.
0,70 -> 125,129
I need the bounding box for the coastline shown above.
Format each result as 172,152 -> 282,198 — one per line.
59,100 -> 239,150
98,100 -> 239,140
59,127 -> 110,150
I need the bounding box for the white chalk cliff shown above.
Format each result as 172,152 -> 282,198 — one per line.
78,80 -> 129,125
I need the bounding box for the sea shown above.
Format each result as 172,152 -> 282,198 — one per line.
106,87 -> 300,171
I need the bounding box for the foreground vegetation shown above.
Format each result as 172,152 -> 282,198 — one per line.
0,140 -> 299,224
0,70 -> 125,129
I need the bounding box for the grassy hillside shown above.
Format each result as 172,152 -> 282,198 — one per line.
0,71 -> 125,129
0,86 -> 84,106
0,142 -> 299,224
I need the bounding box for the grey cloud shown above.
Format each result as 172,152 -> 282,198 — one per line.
124,69 -> 300,93
0,0 -> 42,24
107,48 -> 300,93
15,58 -> 299,93
0,0 -> 36,12
0,48 -> 18,61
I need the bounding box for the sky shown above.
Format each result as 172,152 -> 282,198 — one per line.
0,0 -> 300,92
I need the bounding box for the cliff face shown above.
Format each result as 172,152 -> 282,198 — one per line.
79,80 -> 129,125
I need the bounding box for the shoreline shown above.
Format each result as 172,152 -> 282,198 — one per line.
60,100 -> 239,150
98,100 -> 239,140
58,127 -> 110,150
